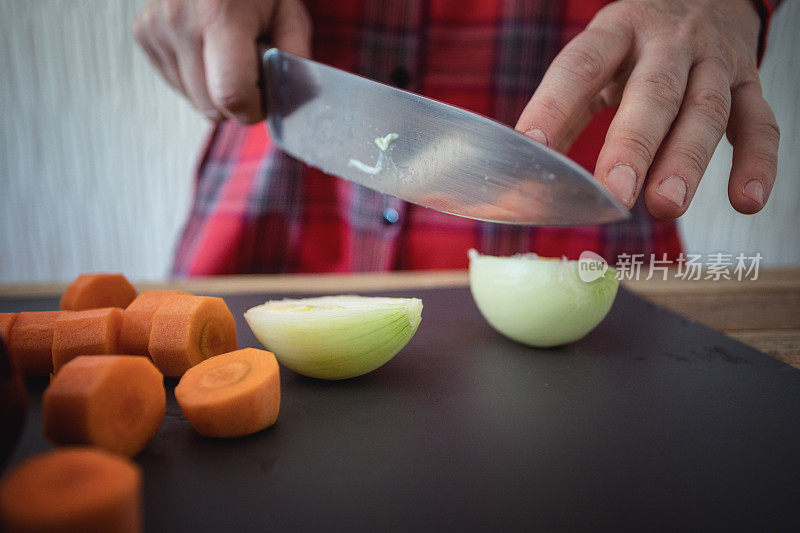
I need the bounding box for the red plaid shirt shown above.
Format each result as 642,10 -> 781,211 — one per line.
173,0 -> 780,276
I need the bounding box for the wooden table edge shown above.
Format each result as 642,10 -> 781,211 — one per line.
1,266 -> 797,296
1,267 -> 797,366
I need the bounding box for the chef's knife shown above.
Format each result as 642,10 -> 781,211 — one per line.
261,47 -> 630,226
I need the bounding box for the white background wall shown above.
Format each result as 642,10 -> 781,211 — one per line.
1,0 -> 204,283
1,0 -> 798,283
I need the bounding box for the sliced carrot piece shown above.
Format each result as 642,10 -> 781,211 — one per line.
7,311 -> 66,376
0,313 -> 19,345
148,295 -> 237,378
43,356 -> 165,457
119,290 -> 189,357
60,273 -> 137,311
0,447 -> 141,533
0,339 -> 27,467
51,308 -> 123,372
175,348 -> 280,437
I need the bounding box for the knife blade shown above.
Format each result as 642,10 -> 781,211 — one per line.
261,47 -> 630,226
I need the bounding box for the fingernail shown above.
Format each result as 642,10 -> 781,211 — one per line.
743,179 -> 765,205
656,176 -> 687,207
604,164 -> 637,205
524,128 -> 548,146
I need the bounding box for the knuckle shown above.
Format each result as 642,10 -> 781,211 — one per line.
534,94 -> 570,125
557,44 -> 606,87
595,1 -> 641,28
755,114 -> 781,145
674,15 -> 702,41
739,98 -> 781,148
633,69 -> 684,117
702,45 -> 737,74
699,54 -> 732,79
672,140 -> 711,176
736,125 -> 779,175
736,69 -> 762,88
749,149 -> 778,176
737,148 -> 778,183
689,87 -> 730,133
614,127 -> 658,164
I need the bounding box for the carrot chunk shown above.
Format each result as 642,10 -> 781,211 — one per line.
0,313 -> 19,345
7,311 -> 66,376
0,447 -> 141,533
119,290 -> 189,357
43,356 -> 165,457
51,308 -> 123,372
60,273 -> 137,311
0,340 -> 27,467
148,295 -> 237,378
175,348 -> 280,438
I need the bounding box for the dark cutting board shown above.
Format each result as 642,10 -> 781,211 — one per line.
3,287 -> 800,532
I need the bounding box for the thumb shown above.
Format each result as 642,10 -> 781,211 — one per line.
270,0 -> 313,58
201,0 -> 312,124
203,20 -> 264,124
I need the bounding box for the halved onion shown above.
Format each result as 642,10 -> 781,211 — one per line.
469,249 -> 618,347
244,295 -> 422,379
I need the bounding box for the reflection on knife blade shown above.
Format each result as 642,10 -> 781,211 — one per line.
263,48 -> 631,225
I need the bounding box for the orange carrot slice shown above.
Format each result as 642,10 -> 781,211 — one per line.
51,308 -> 123,372
175,348 -> 280,437
0,313 -> 19,346
0,447 -> 141,533
0,339 -> 27,467
7,311 -> 66,376
43,356 -> 165,457
119,290 -> 189,357
148,295 -> 237,378
60,273 -> 137,311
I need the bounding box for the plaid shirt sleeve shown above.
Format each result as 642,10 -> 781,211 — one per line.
174,0 -> 691,276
